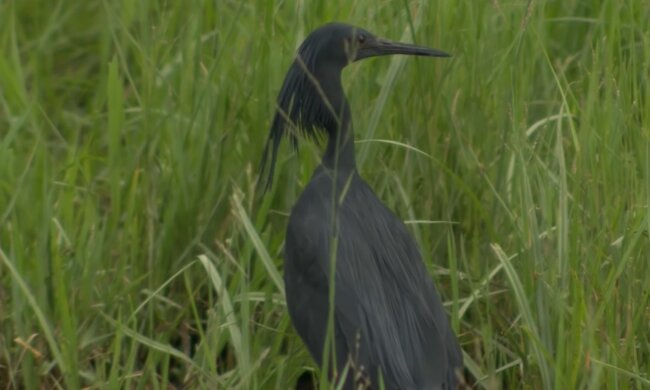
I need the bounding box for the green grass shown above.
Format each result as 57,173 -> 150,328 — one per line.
1,0 -> 649,388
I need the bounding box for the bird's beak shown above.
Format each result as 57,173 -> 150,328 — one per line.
355,38 -> 450,61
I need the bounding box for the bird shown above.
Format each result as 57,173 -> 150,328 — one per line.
259,23 -> 463,389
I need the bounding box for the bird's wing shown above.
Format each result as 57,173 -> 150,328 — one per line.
329,179 -> 459,389
285,170 -> 461,388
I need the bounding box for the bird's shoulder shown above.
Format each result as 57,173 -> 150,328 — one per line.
338,176 -> 422,267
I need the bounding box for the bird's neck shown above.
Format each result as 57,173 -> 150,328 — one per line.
322,110 -> 355,172
319,68 -> 356,173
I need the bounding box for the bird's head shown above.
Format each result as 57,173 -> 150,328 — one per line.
259,23 -> 449,192
297,23 -> 450,71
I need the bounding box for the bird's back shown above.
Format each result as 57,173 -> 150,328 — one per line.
284,166 -> 462,389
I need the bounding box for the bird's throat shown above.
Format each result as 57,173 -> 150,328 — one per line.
322,115 -> 356,173
313,67 -> 357,173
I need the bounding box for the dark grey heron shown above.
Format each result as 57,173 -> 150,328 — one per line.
260,23 -> 463,389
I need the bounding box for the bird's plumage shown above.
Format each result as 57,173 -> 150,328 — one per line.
261,22 -> 462,389
285,167 -> 462,389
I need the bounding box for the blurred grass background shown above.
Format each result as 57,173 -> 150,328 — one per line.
1,0 -> 649,388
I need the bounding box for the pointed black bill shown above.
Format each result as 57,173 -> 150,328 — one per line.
356,38 -> 450,61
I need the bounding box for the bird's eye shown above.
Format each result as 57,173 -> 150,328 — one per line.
357,34 -> 366,44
